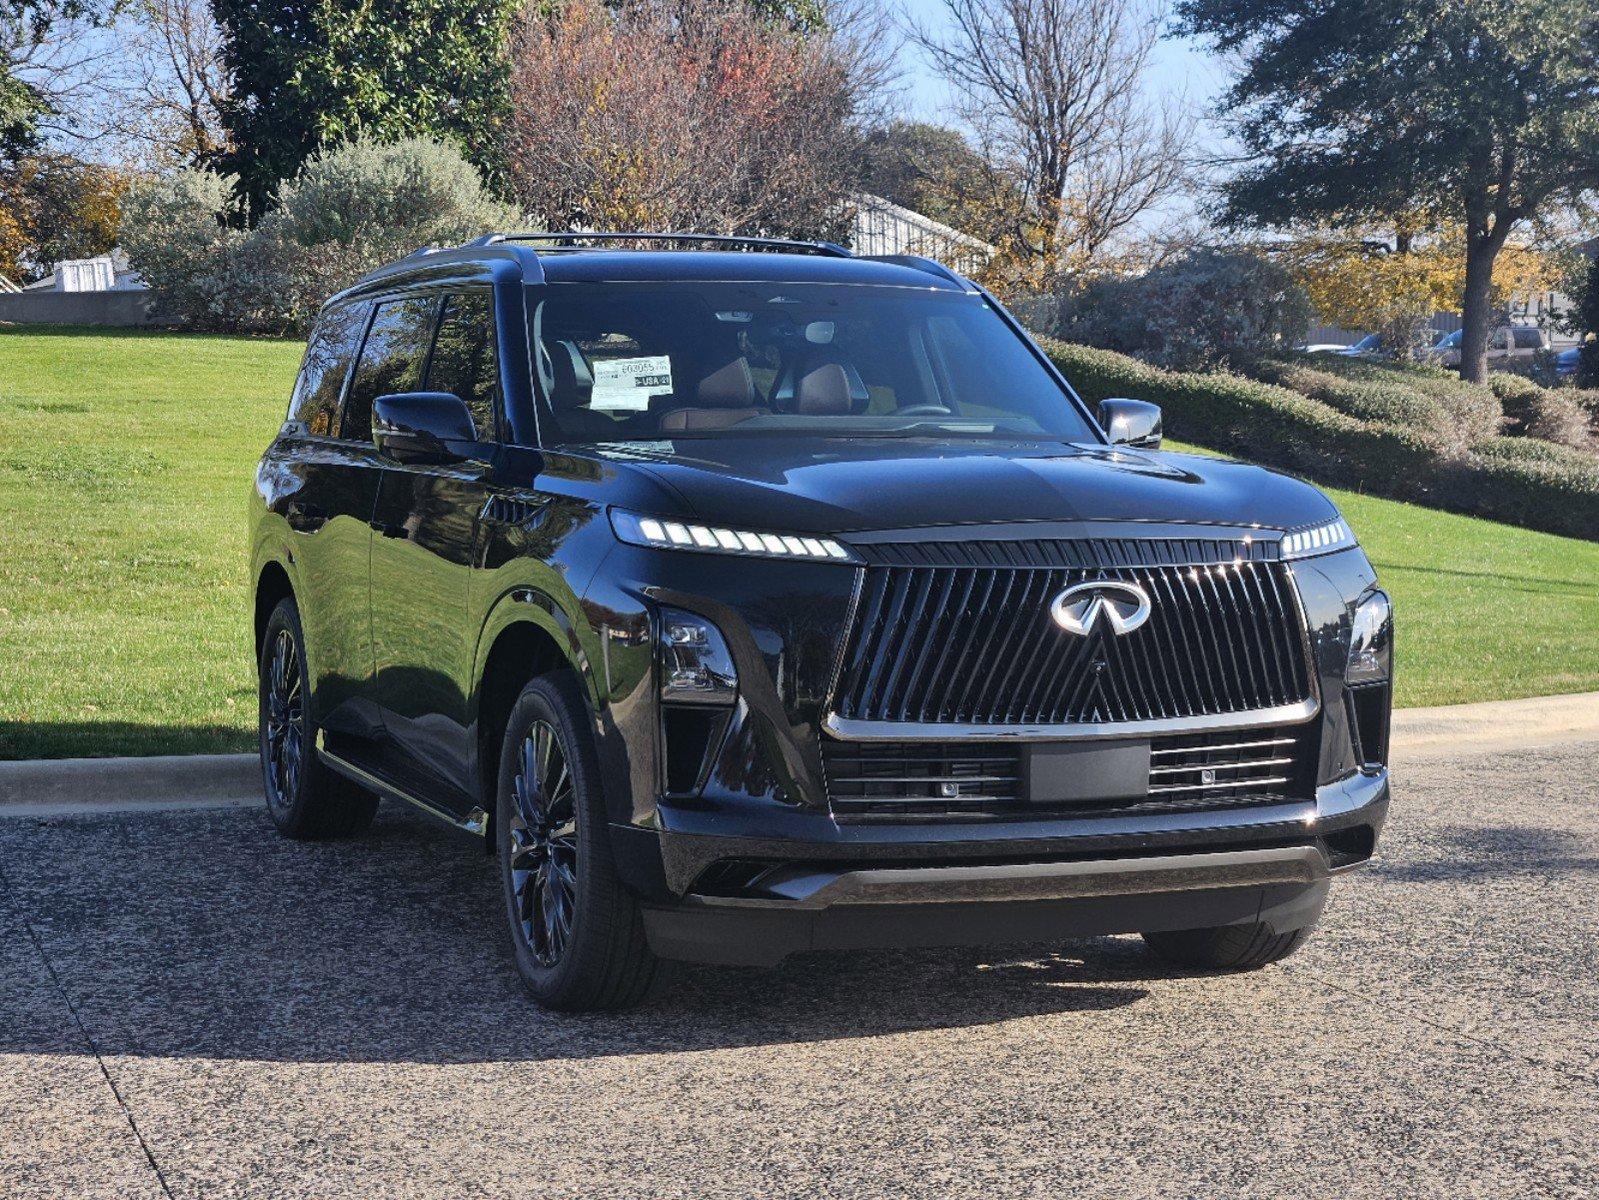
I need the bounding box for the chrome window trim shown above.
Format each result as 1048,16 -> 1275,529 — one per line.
822,697 -> 1319,743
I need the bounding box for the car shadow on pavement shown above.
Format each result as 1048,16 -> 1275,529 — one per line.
0,804 -> 1162,1066
1371,823 -> 1599,883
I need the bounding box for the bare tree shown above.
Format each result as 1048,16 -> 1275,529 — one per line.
503,0 -> 887,239
908,0 -> 1193,280
3,1 -> 116,146
85,0 -> 230,168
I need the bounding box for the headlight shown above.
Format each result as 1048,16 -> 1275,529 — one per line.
659,608 -> 737,705
612,509 -> 859,563
1345,590 -> 1392,685
1282,518 -> 1355,559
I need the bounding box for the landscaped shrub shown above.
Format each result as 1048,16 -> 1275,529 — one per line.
121,137 -> 518,334
1461,438 -> 1599,530
1251,358 -> 1463,447
1491,375 -> 1593,450
247,136 -> 519,332
1060,250 -> 1313,371
1312,352 -> 1503,445
1043,337 -> 1599,541
117,169 -> 246,327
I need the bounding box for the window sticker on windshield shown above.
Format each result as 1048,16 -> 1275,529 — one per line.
591,356 -> 673,411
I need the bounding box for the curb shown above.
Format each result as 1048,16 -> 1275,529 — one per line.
1390,691 -> 1599,761
0,753 -> 259,816
2,690 -> 1597,814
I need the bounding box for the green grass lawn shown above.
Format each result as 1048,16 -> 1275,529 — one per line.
1,326 -> 295,759
1,327 -> 1596,759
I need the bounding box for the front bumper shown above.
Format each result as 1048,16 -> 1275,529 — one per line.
624,768 -> 1388,965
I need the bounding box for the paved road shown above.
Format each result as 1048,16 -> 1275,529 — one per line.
2,741 -> 1596,1199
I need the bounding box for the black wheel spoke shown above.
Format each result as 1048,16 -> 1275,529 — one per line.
263,626 -> 305,811
507,717 -> 581,969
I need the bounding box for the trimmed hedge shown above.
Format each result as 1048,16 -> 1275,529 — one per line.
1043,338 -> 1599,542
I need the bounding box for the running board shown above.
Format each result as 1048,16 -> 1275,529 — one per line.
315,731 -> 489,836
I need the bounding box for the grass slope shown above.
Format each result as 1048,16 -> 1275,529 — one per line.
1332,487 -> 1599,706
0,328 -> 1595,758
1,327 -> 295,758
1166,440 -> 1599,708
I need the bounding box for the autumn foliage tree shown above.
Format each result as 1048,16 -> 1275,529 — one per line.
0,153 -> 124,282
1287,225 -> 1566,358
501,0 -> 870,239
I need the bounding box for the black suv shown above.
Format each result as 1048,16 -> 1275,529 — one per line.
250,234 -> 1391,1010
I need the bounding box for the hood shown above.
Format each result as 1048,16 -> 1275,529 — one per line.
588,436 -> 1339,536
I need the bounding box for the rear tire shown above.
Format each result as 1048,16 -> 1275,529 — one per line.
258,597 -> 378,839
496,672 -> 658,1011
1141,922 -> 1314,971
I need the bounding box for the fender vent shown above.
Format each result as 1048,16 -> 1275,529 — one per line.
481,495 -> 543,526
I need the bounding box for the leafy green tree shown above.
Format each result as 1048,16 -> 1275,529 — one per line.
858,121 -> 999,236
211,0 -> 520,219
1177,0 -> 1599,384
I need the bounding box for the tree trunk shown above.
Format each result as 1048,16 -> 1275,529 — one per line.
1458,231 -> 1505,385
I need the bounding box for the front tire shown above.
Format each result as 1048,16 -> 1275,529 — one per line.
258,597 -> 377,839
496,672 -> 658,1011
1142,922 -> 1314,971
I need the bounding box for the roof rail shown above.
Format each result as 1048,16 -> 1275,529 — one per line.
467,231 -> 853,258
860,254 -> 975,290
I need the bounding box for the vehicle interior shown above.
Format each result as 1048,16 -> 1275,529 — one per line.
531,281 -> 1095,443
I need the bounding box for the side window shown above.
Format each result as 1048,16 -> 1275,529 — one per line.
1514,327 -> 1542,349
287,303 -> 366,437
427,291 -> 499,441
341,295 -> 439,442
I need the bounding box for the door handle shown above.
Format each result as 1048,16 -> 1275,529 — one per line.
285,500 -> 327,532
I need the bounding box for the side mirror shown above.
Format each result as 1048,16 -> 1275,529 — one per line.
1097,398 -> 1162,450
373,392 -> 477,464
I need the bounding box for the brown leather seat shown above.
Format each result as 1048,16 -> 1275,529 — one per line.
793,362 -> 853,415
659,356 -> 763,432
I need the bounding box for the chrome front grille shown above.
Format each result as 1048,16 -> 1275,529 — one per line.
830,544 -> 1312,731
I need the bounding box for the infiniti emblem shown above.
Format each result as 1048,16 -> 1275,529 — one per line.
1050,581 -> 1152,636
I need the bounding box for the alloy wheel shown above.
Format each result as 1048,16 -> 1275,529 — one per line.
263,628 -> 304,812
509,719 -> 579,967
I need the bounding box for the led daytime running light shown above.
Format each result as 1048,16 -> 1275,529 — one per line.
1281,519 -> 1354,559
613,510 -> 856,563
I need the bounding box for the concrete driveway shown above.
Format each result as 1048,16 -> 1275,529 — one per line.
2,738 -> 1595,1199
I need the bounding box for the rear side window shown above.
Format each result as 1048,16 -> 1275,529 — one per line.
1513,327 -> 1542,349
288,303 -> 366,437
341,295 -> 439,442
427,292 -> 499,440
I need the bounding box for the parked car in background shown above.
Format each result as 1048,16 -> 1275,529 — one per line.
1299,341 -> 1351,354
1555,345 -> 1581,379
1335,334 -> 1382,358
1429,325 -> 1547,367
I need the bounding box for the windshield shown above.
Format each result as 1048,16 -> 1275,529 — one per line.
530,281 -> 1097,443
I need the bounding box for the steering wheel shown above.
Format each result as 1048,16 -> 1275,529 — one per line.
895,404 -> 954,417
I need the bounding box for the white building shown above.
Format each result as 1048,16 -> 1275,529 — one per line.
850,193 -> 995,277
23,250 -> 146,294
